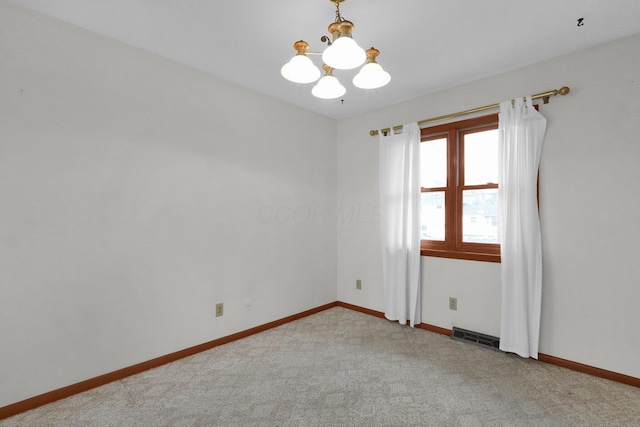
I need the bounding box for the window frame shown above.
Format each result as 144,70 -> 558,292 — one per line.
420,113 -> 501,263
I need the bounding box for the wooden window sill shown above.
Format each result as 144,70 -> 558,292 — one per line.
420,249 -> 501,263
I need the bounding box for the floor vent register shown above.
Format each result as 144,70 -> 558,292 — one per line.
451,327 -> 500,351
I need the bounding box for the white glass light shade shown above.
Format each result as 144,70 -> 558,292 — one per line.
353,62 -> 391,89
322,37 -> 366,70
311,75 -> 346,99
280,55 -> 321,84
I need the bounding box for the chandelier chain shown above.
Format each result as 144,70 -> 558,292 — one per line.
334,1 -> 345,23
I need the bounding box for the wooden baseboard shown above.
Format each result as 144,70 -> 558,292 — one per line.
0,301 -> 338,421
336,301 -> 386,318
339,302 -> 640,389
537,353 -> 640,388
336,302 -> 453,336
415,322 -> 452,336
3,300 -> 638,420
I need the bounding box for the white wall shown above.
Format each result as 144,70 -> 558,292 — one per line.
338,33 -> 640,379
3,1 -> 639,411
0,2 -> 337,407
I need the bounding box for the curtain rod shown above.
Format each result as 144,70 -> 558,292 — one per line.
370,86 -> 570,136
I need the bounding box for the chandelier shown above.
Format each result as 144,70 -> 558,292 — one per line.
280,0 -> 391,99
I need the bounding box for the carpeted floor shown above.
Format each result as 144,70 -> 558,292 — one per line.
2,306 -> 640,426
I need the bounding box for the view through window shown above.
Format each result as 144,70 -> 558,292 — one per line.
420,114 -> 500,262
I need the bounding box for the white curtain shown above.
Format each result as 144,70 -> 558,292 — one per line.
498,97 -> 547,358
379,122 -> 421,327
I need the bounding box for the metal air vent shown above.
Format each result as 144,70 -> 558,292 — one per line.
451,327 -> 500,351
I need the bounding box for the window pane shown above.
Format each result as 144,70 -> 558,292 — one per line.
420,138 -> 447,188
462,189 -> 498,243
420,191 -> 445,241
464,129 -> 498,185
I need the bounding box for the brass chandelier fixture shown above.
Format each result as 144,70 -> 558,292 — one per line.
281,0 -> 391,99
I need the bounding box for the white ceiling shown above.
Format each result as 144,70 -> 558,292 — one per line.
10,0 -> 640,119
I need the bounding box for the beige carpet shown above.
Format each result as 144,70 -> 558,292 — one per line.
2,307 -> 639,426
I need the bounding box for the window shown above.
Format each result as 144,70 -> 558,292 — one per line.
420,114 -> 500,262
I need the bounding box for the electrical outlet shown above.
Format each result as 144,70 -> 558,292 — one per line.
215,303 -> 224,317
356,279 -> 362,290
449,297 -> 457,311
